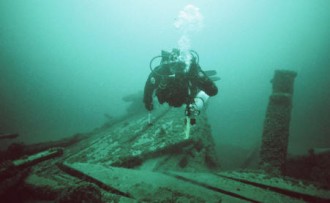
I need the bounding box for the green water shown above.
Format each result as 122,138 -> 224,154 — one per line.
1,0 -> 329,155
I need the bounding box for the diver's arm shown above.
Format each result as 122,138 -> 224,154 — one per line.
143,73 -> 157,111
200,74 -> 218,96
193,64 -> 218,96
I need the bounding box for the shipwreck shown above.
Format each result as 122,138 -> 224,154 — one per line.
0,70 -> 330,203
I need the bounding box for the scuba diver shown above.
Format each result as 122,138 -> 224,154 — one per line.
143,49 -> 219,125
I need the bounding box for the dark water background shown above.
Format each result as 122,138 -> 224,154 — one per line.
1,1 -> 329,156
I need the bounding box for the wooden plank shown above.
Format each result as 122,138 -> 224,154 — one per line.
60,162 -> 243,203
64,107 -> 196,167
166,171 -> 304,203
0,133 -> 19,140
218,171 -> 330,202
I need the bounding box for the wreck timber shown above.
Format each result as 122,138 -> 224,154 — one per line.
16,105 -> 329,202
260,70 -> 297,175
0,148 -> 63,198
0,133 -> 19,140
1,101 -> 329,202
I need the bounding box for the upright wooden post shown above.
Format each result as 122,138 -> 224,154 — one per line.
260,70 -> 297,175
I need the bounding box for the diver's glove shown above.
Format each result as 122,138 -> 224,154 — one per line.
145,103 -> 153,111
185,104 -> 200,117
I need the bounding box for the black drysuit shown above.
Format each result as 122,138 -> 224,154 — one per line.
143,61 -> 218,111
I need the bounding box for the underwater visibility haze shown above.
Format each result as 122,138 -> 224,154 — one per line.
1,0 -> 330,158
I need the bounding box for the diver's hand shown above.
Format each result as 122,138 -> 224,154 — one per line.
145,103 -> 153,111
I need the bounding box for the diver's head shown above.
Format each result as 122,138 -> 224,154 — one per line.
168,48 -> 195,73
162,48 -> 196,65
169,61 -> 186,74
168,48 -> 181,64
152,48 -> 198,76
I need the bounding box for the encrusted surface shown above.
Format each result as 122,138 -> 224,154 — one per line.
64,106 -> 213,168
21,106 -> 220,201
